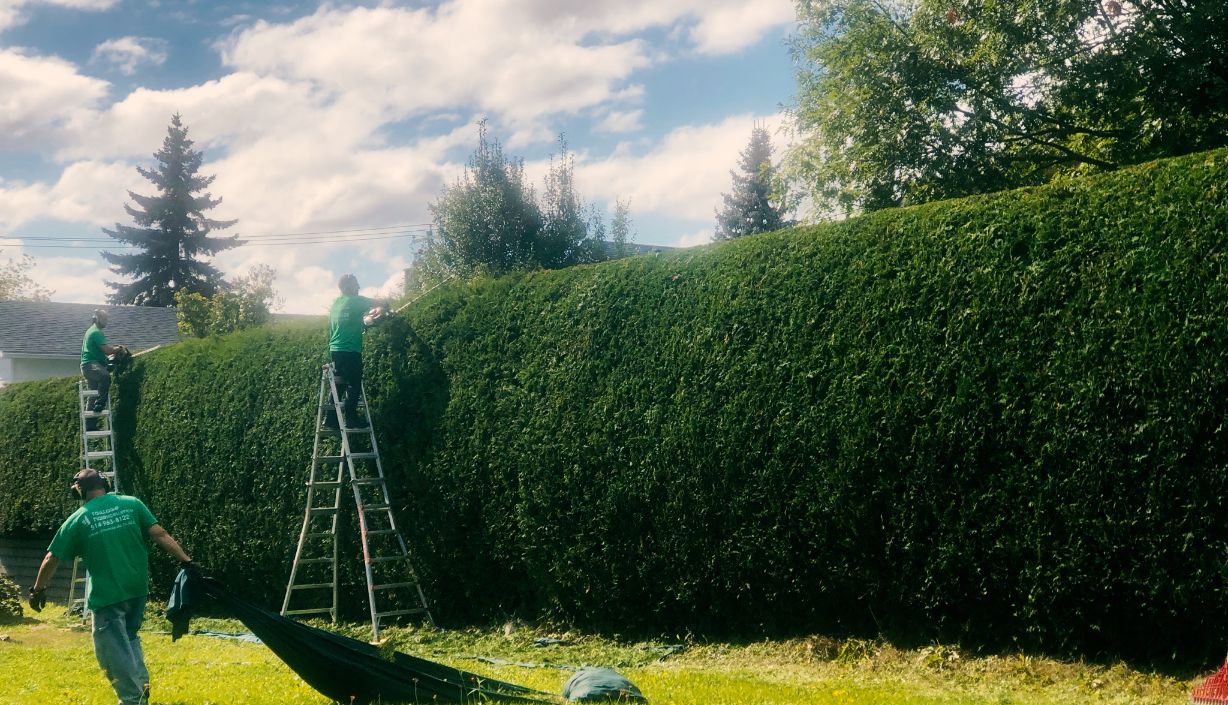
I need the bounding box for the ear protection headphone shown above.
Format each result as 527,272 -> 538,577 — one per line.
70,469 -> 110,499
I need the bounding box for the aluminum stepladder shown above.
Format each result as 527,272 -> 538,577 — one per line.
282,363 -> 434,640
67,380 -> 121,615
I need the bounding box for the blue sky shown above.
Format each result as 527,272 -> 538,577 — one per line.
0,0 -> 798,313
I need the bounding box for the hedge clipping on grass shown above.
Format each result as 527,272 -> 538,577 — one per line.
2,148 -> 1227,663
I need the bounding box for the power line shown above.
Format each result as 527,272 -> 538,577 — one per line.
1,226 -> 434,250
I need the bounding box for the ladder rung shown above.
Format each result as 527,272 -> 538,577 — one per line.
283,608 -> 333,616
352,477 -> 383,486
84,430 -> 112,439
372,581 -> 415,590
375,608 -> 427,618
80,390 -> 99,397
296,557 -> 333,565
85,451 -> 114,460
289,583 -> 333,590
343,427 -> 372,434
314,455 -> 344,463
308,507 -> 338,516
81,410 -> 110,418
309,480 -> 343,488
367,529 -> 398,536
361,504 -> 391,513
348,452 -> 378,460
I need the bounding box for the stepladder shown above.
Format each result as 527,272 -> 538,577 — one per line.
282,363 -> 434,640
69,380 -> 121,614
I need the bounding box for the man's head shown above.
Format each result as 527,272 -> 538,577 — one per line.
339,274 -> 360,296
71,468 -> 109,499
92,308 -> 109,328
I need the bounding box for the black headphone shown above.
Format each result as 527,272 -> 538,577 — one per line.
70,469 -> 110,499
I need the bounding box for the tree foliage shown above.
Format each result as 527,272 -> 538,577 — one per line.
715,124 -> 790,240
175,264 -> 281,337
103,113 -> 240,306
788,0 -> 1228,214
0,252 -> 51,301
417,124 -> 610,285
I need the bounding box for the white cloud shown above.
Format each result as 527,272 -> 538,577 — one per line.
594,109 -> 644,134
0,0 -> 117,33
92,36 -> 168,76
0,48 -> 109,148
675,228 -> 714,248
575,112 -> 788,221
686,0 -> 795,55
219,4 -> 654,133
0,160 -> 140,231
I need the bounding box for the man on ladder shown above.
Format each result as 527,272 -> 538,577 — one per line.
328,274 -> 384,429
81,308 -> 127,431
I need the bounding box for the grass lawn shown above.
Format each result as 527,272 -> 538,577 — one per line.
0,604 -> 1199,704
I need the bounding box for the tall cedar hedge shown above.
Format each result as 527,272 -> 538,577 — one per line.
2,149 -> 1227,662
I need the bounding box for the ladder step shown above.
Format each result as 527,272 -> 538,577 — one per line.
290,583 -> 334,590
283,608 -> 333,616
81,410 -> 110,418
348,452 -> 378,460
353,477 -> 383,486
84,430 -> 112,439
375,608 -> 428,618
372,582 -> 416,591
308,507 -> 339,516
308,480 -> 343,489
80,390 -> 99,397
361,504 -> 391,513
85,451 -> 114,460
367,529 -> 398,536
296,557 -> 333,565
314,455 -> 345,464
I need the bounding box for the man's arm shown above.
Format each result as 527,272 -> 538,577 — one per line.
31,552 -> 60,591
148,524 -> 192,563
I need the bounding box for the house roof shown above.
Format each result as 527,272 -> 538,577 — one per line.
0,301 -> 180,357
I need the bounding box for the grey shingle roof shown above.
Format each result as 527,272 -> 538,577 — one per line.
0,301 -> 179,357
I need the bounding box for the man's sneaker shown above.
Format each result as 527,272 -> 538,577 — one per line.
140,683 -> 150,704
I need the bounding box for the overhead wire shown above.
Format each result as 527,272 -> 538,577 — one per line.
0,223 -> 434,249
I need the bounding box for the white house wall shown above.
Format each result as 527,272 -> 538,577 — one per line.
8,356 -> 79,385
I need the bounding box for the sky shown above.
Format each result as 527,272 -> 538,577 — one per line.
0,0 -> 799,314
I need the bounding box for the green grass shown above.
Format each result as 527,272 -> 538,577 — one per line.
0,605 -> 1198,704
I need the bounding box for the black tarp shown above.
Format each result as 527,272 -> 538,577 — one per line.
168,574 -> 557,704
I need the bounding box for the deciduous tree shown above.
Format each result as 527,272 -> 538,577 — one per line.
0,252 -> 51,301
788,0 -> 1228,214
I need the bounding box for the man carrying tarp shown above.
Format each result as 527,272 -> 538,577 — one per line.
28,468 -> 197,705
328,274 -> 385,429
81,308 -> 127,429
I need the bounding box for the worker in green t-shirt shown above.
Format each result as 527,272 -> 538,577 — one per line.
28,468 -> 196,705
81,308 -> 126,425
328,274 -> 385,429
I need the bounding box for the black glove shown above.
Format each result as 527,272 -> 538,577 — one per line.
181,560 -> 203,578
28,586 -> 46,612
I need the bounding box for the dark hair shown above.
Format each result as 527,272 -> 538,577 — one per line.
339,274 -> 359,295
72,468 -> 109,495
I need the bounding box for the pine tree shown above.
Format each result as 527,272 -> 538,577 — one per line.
102,114 -> 239,306
714,125 -> 788,240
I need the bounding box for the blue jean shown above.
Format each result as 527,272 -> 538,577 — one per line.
91,595 -> 150,705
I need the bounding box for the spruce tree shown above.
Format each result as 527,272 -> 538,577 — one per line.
714,125 -> 788,240
102,113 -> 239,306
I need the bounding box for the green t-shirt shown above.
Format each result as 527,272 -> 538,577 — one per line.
81,324 -> 107,366
47,493 -> 158,610
329,294 -> 376,353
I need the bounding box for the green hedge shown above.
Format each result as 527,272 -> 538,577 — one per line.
3,149 -> 1227,662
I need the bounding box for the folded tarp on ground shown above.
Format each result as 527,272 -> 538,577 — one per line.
167,572 -> 557,704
